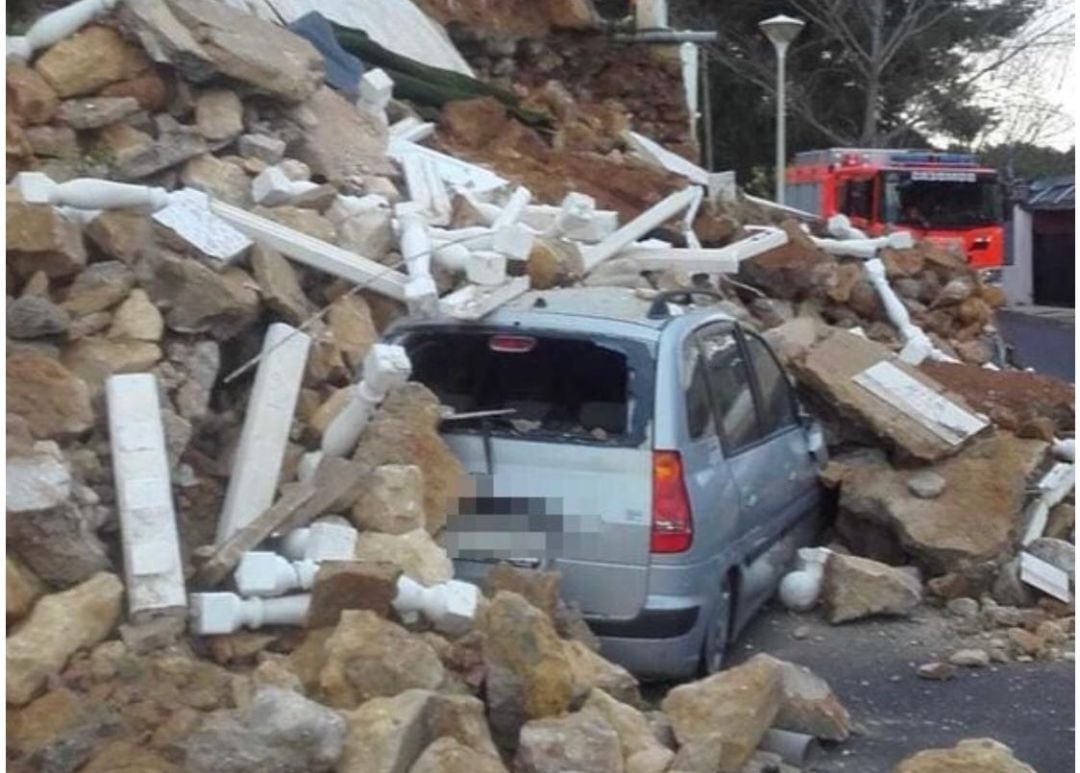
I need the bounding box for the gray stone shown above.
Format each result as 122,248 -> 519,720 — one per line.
945,597 -> 980,618
250,245 -> 315,325
137,251 -> 259,340
907,470 -> 947,499
949,648 -> 990,668
61,261 -> 135,316
183,687 -> 346,773
6,443 -> 111,587
822,553 -> 922,624
172,340 -> 221,420
122,0 -> 323,102
293,87 -> 391,181
194,88 -> 243,141
7,296 -> 70,339
916,661 -> 955,681
239,133 -> 286,163
104,119 -> 209,181
514,710 -> 623,773
57,96 -> 140,129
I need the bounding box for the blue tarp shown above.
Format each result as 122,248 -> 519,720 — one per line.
288,11 -> 364,100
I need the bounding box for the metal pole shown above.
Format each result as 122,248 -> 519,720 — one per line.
776,44 -> 787,205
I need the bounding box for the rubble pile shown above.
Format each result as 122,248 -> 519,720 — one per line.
4,0 -> 1072,769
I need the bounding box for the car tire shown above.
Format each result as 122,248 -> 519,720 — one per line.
700,578 -> 733,675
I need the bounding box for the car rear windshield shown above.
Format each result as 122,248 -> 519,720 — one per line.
398,329 -> 653,445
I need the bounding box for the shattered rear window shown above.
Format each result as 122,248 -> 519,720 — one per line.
400,329 -> 650,445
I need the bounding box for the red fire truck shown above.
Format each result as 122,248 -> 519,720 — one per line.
785,148 -> 1005,269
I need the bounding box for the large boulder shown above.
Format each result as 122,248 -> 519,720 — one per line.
120,0 -> 323,102
6,351 -> 94,438
6,572 -> 123,705
137,251 -> 260,339
514,709 -> 624,773
6,556 -> 45,624
318,610 -> 446,708
306,560 -> 401,628
350,464 -> 426,534
411,737 -> 508,773
893,737 -> 1037,772
337,688 -> 499,773
582,688 -> 671,763
822,553 -> 922,624
661,655 -> 782,772
748,654 -> 851,741
6,687 -> 126,772
838,433 -> 1049,573
737,219 -> 837,301
6,200 -> 87,279
183,686 -> 346,773
7,441 -> 111,586
788,328 -> 985,462
481,591 -> 577,748
34,25 -> 150,97
354,529 -> 454,585
294,86 -> 392,181
353,383 -> 466,534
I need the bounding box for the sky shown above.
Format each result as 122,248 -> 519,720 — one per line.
973,0 -> 1076,150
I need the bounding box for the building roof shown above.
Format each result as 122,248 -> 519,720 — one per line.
1026,176 -> 1075,211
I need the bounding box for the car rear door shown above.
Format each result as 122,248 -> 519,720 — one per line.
695,323 -> 820,626
396,326 -> 657,621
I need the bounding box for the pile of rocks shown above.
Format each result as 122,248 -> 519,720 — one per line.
5,0 -> 1072,770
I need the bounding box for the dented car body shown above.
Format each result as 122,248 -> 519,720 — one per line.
387,287 -> 826,679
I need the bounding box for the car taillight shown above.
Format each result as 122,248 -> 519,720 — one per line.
651,450 -> 693,553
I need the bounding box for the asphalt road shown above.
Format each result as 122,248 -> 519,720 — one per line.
996,306 -> 1075,383
726,604 -> 1075,773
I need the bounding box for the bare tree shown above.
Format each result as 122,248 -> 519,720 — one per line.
693,0 -> 1070,148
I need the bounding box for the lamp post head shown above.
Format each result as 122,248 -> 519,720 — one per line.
759,14 -> 805,50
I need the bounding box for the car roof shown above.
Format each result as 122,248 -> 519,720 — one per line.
489,287 -> 734,331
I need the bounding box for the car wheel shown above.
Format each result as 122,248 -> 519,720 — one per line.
700,579 -> 733,675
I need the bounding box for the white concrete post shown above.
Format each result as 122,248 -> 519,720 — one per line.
635,0 -> 668,29
491,186 -> 533,229
863,258 -> 957,365
464,251 -> 508,285
321,343 -> 412,458
234,551 -> 318,597
393,575 -> 480,635
402,154 -> 452,225
811,229 -> 914,259
826,213 -> 868,240
14,172 -> 170,211
252,166 -> 320,206
280,519 -> 359,562
358,68 -> 394,118
493,223 -> 535,264
189,592 -> 311,634
397,206 -> 439,314
6,0 -> 118,60
106,374 -> 187,623
216,323 -> 312,543
581,186 -> 700,271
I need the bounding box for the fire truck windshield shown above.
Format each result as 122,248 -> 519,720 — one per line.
881,170 -> 1002,229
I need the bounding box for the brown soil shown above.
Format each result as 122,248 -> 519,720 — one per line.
921,361 -> 1075,433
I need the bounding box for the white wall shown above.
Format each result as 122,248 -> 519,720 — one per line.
1003,204 -> 1033,306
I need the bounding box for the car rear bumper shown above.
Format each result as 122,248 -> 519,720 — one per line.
588,597 -> 710,681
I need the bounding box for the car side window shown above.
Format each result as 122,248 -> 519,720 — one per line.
681,336 -> 713,440
743,332 -> 797,436
696,325 -> 761,454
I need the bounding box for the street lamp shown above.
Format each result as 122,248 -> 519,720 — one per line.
759,14 -> 805,206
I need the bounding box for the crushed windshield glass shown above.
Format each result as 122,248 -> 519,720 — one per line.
881,171 -> 1002,228
404,331 -> 631,442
